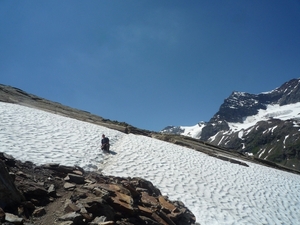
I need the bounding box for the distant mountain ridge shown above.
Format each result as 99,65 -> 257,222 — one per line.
161,78 -> 300,171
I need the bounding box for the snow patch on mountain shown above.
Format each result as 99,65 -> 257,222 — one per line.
180,122 -> 206,138
170,102 -> 300,140
228,102 -> 300,132
161,122 -> 206,139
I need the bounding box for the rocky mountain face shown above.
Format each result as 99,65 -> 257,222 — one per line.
162,78 -> 300,172
201,79 -> 300,139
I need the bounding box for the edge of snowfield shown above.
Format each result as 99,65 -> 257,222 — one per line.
1,102 -> 299,225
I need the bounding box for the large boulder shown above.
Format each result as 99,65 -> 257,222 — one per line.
0,160 -> 24,209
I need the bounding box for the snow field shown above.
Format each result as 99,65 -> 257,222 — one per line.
0,102 -> 300,225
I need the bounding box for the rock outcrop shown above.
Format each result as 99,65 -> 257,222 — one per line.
0,153 -> 197,225
0,154 -> 25,210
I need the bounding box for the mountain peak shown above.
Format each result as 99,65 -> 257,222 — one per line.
161,78 -> 300,172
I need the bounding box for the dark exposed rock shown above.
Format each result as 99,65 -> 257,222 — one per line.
0,153 -> 198,224
0,207 -> 5,222
0,160 -> 25,210
65,173 -> 85,184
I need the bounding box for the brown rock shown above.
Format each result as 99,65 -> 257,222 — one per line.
81,197 -> 115,220
110,196 -> 135,215
66,173 -> 85,184
141,192 -> 159,207
98,183 -> 131,196
33,207 -> 46,217
133,178 -> 161,196
64,182 -> 76,191
64,202 -> 80,213
158,196 -> 176,213
23,184 -> 48,196
151,212 -> 169,225
158,210 -> 176,225
93,187 -> 110,198
121,181 -> 140,198
137,205 -> 152,217
114,192 -> 133,205
0,149 -> 196,225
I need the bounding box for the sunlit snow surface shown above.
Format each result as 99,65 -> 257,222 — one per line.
228,102 -> 300,132
179,102 -> 300,138
1,102 -> 300,225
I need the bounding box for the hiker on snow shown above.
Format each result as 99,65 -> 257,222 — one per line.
101,134 -> 110,152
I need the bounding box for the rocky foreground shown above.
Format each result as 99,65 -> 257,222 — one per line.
0,153 -> 197,225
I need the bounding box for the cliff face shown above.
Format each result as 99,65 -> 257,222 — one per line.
202,79 -> 300,171
203,78 -> 300,137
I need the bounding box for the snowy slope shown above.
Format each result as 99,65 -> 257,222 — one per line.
180,122 -> 206,138
227,102 -> 300,132
1,102 -> 300,225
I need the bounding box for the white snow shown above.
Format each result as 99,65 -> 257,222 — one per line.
293,121 -> 300,127
218,135 -> 225,145
1,102 -> 300,225
180,102 -> 300,140
228,103 -> 300,132
180,122 -> 205,139
238,130 -> 244,139
258,149 -> 266,158
283,135 -> 289,148
181,102 -> 300,141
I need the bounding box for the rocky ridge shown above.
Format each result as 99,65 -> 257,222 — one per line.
162,78 -> 300,172
201,78 -> 300,139
202,78 -> 300,171
0,152 -> 196,225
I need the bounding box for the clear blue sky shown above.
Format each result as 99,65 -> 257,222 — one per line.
1,1 -> 300,131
